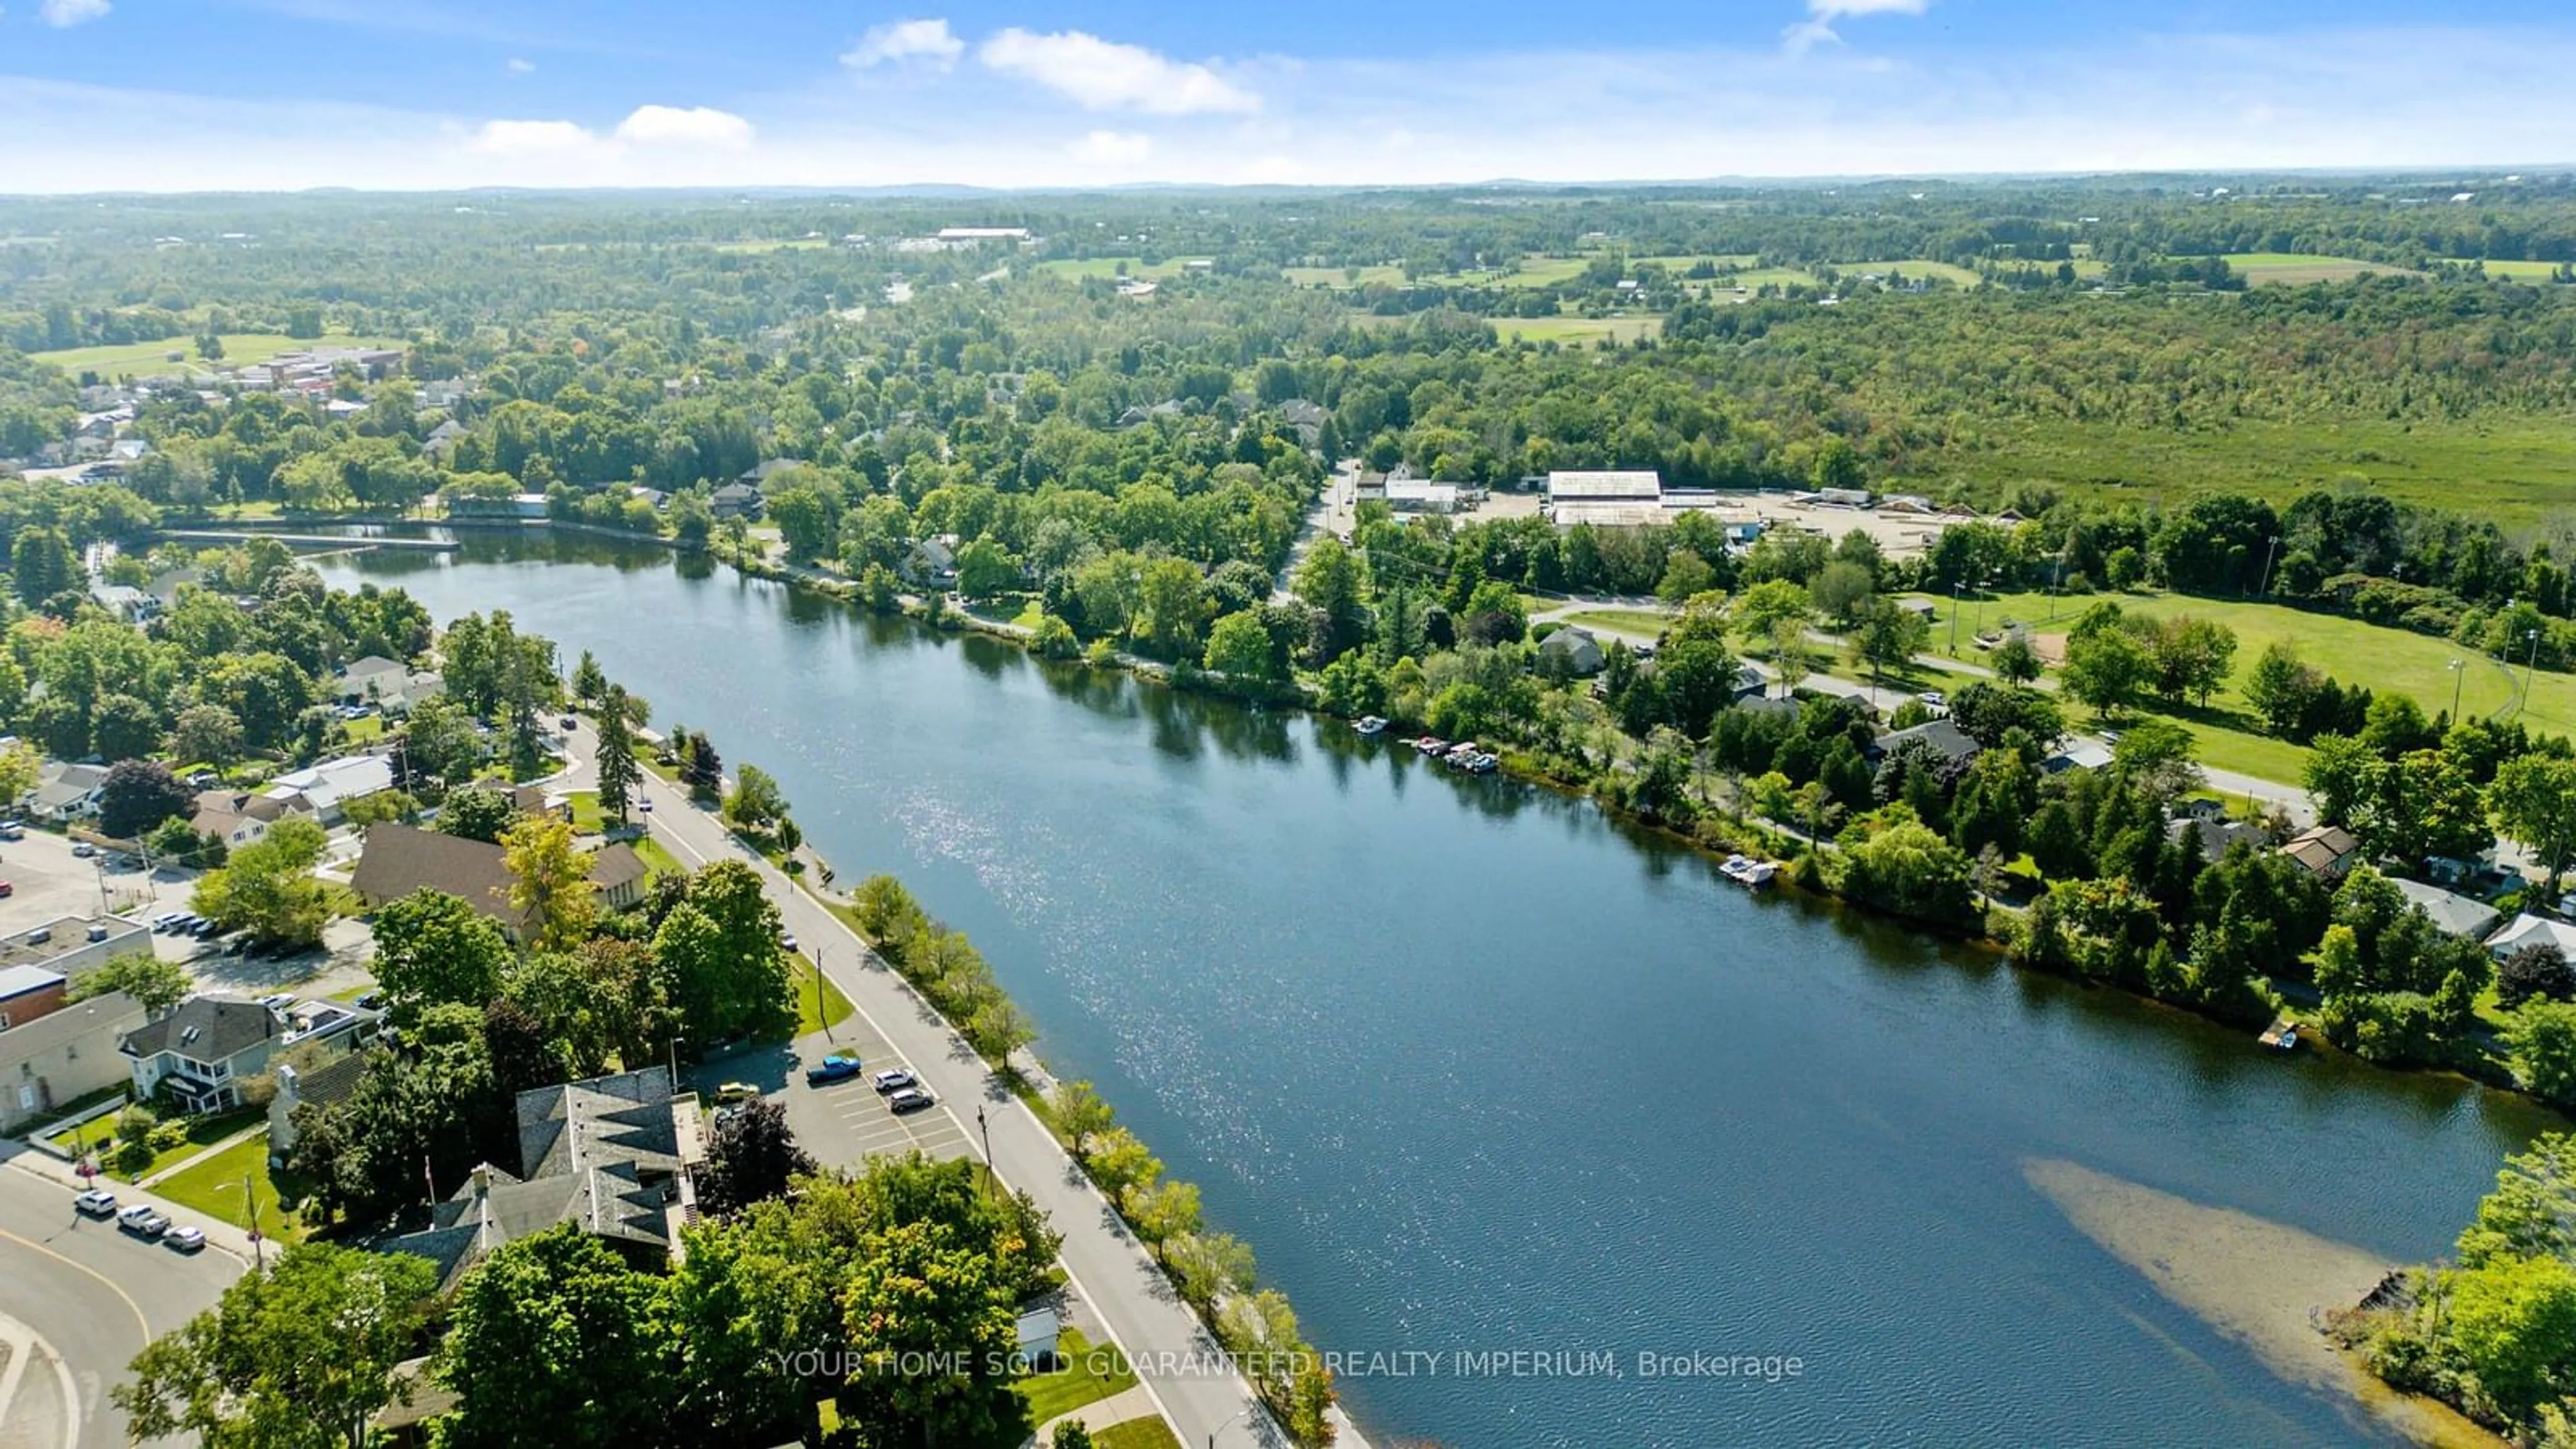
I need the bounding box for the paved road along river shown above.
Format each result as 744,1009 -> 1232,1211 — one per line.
325,533 -> 2559,1447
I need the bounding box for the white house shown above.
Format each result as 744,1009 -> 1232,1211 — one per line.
191,789 -> 312,849
119,998 -> 286,1114
333,656 -> 442,712
21,762 -> 108,822
2487,914 -> 2576,962
261,754 -> 396,825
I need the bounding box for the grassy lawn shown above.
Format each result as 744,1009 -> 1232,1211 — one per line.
1723,265 -> 1823,290
633,834 -> 686,878
1015,1328 -> 1138,1424
1035,256 -> 1211,281
1496,314 -> 1662,345
967,597 -> 1044,630
788,957 -> 855,1036
64,1106 -> 267,1183
1093,1419 -> 1182,1449
341,714 -> 386,745
1562,607 -> 1674,637
29,331 -> 403,379
2214,252 -> 2423,286
1908,588 -> 2576,743
2443,258 -> 2566,280
154,1134 -> 314,1243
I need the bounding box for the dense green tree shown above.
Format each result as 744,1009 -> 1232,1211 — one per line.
371,888 -> 514,1021
117,1244 -> 437,1449
437,1226 -> 669,1449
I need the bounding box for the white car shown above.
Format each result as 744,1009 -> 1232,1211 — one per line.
74,1188 -> 117,1218
117,1203 -> 169,1238
164,1224 -> 207,1252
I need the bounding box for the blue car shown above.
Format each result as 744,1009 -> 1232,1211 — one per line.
805,1054 -> 861,1086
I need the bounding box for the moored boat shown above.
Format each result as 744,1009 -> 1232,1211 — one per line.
1356,715 -> 1387,737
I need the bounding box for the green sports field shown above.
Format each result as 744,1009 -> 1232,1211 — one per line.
30,331 -> 404,380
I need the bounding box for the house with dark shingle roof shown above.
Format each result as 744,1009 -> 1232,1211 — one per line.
267,1048 -> 373,1154
1868,716 -> 1982,765
119,998 -> 284,1113
380,1065 -> 704,1290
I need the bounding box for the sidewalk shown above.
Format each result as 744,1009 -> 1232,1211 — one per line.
0,1144 -> 265,1271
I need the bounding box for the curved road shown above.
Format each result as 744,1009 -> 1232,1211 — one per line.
0,1159 -> 242,1449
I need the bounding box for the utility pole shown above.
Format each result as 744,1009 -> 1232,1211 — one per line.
2449,658 -> 2466,723
2255,534 -> 2279,598
246,1172 -> 266,1271
2528,629 -> 2544,705
1948,582 -> 1960,653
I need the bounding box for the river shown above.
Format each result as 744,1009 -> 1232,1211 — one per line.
321,532 -> 2557,1448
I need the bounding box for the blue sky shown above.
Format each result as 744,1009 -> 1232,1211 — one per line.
3,1 -> 2575,190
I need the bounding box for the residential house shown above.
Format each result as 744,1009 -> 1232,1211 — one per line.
87,583 -> 156,621
2045,739 -> 2117,774
1868,716 -> 1983,766
380,1065 -> 704,1289
738,458 -> 803,490
21,761 -> 109,822
1537,627 -> 1605,677
0,966 -> 68,1031
904,535 -> 958,586
2167,814 -> 2275,862
333,656 -> 443,712
191,789 -> 309,849
119,998 -> 287,1114
709,482 -> 763,519
448,493 -> 549,521
421,419 -> 468,458
2390,877 -> 2504,942
2487,914 -> 2576,962
0,916 -> 153,985
351,822 -> 648,938
267,1049 -> 372,1155
0,989 -> 146,1135
2279,824 -> 2362,881
589,843 -> 648,911
1277,399 -> 1327,449
262,753 -> 396,825
119,995 -> 378,1115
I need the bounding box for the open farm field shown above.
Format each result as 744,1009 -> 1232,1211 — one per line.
31,331 -> 403,378
2216,252 -> 2424,285
1931,416 -> 2576,531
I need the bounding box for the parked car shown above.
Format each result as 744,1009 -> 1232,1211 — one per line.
886,1087 -> 935,1114
714,1081 -> 762,1104
356,991 -> 386,1011
117,1204 -> 169,1238
1918,690 -> 1947,707
164,1224 -> 207,1253
191,918 -> 223,938
0,881 -> 12,900
0,820 -> 23,840
806,1055 -> 862,1086
258,993 -> 297,1013
779,931 -> 798,953
71,841 -> 95,858
638,797 -> 653,812
869,1068 -> 916,1094
561,715 -> 578,732
74,1189 -> 117,1218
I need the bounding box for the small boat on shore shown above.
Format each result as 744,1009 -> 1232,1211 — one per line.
2259,1019 -> 2302,1052
1720,854 -> 1779,888
1464,752 -> 1499,774
1355,715 -> 1387,737
1414,736 -> 1449,756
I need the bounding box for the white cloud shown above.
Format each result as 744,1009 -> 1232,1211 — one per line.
843,17 -> 964,70
613,104 -> 754,147
468,118 -> 599,155
1785,0 -> 1928,54
506,57 -> 536,75
1070,129 -> 1153,166
978,28 -> 1258,115
40,0 -> 110,26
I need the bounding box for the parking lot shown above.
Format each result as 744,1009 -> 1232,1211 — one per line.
0,826 -> 195,945
695,1012 -> 975,1168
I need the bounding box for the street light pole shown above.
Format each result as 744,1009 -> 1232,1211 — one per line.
1210,1405 -> 1256,1449
2528,628 -> 2544,704
2256,534 -> 2279,598
2449,659 -> 2466,724
1948,582 -> 1960,654
976,1106 -> 994,1195
668,1034 -> 685,1088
